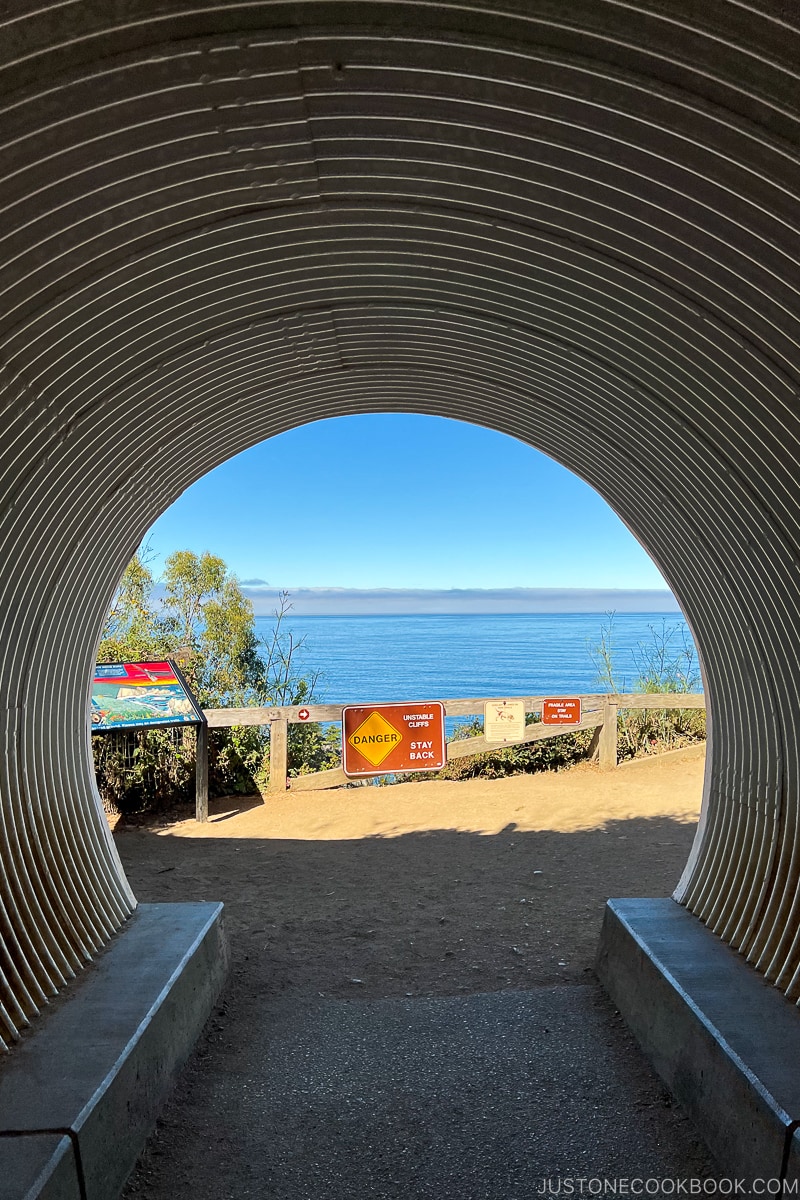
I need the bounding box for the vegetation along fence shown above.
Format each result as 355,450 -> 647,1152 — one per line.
194,693 -> 706,821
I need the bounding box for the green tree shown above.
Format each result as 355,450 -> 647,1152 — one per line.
98,552 -> 173,662
160,550 -> 263,706
162,550 -> 224,644
95,547 -> 325,810
202,575 -> 265,703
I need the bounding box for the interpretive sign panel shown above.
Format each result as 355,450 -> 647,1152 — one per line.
541,697 -> 582,725
483,699 -> 526,743
342,701 -> 446,777
91,660 -> 204,732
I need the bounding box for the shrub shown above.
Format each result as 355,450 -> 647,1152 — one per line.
287,721 -> 341,777
94,726 -> 196,815
590,613 -> 706,760
436,726 -> 596,780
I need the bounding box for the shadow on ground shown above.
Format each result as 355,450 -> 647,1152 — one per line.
117,814 -> 697,997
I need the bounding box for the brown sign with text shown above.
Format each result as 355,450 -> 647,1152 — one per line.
342,702 -> 446,776
541,697 -> 582,725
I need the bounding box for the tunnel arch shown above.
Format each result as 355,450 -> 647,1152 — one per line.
2,2 -> 800,1046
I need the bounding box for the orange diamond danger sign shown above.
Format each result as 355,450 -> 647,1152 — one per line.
347,710 -> 404,768
342,702 -> 446,777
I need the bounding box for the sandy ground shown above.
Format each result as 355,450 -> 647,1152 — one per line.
115,744 -> 705,1001
117,745 -> 712,1198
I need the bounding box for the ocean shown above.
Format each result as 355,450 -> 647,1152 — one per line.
253,612 -> 701,716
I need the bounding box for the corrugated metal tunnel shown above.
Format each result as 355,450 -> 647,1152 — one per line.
2,1 -> 800,1047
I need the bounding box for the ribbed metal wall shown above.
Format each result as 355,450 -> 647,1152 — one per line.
2,1 -> 800,1045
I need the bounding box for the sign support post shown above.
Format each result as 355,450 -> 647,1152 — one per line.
195,720 -> 209,823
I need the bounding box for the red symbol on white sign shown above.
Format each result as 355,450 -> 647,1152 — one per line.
298,708 -> 310,722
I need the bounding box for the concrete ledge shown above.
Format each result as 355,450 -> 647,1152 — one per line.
786,1130 -> 800,1185
0,902 -> 227,1200
0,1134 -> 80,1200
597,898 -> 800,1182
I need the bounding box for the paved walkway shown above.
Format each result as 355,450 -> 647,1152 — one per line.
123,983 -> 716,1198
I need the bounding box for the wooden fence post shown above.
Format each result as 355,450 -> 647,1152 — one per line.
599,697 -> 619,770
269,717 -> 289,792
195,721 -> 209,822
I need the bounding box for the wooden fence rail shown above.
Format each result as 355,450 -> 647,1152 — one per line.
195,692 -> 706,819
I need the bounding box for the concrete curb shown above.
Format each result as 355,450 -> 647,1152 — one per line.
786,1131 -> 800,1185
0,902 -> 227,1200
597,898 -> 800,1182
1,1134 -> 80,1200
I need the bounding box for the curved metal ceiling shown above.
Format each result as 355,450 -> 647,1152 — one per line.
2,1 -> 800,1045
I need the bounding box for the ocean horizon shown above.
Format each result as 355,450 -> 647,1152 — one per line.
243,585 -> 681,616
255,611 -> 701,710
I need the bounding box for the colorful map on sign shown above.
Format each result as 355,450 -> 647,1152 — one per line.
91,661 -> 201,731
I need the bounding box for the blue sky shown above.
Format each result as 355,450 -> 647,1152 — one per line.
145,414 -> 668,603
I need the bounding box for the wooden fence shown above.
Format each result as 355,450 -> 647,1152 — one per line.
193,693 -> 706,821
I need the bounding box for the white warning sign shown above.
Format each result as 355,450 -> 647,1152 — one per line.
483,699 -> 526,744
